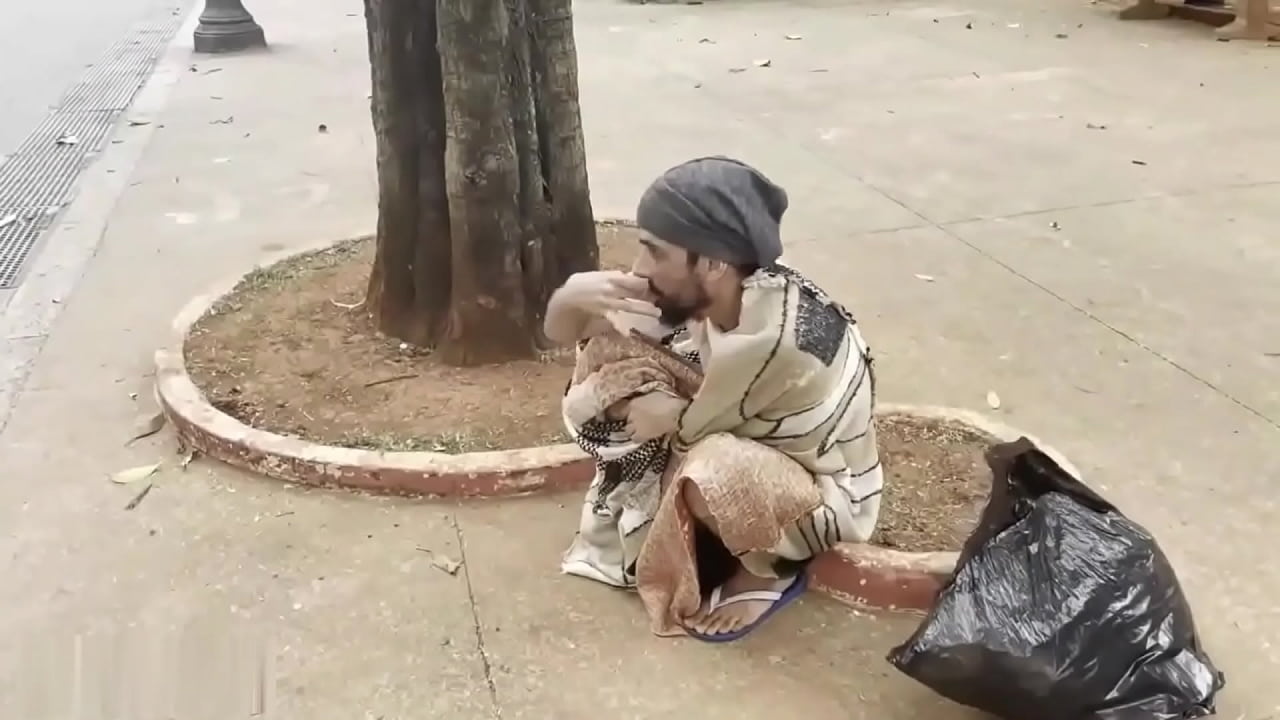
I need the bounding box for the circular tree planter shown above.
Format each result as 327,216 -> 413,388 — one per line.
155,237 -> 595,499
156,242 -> 1078,612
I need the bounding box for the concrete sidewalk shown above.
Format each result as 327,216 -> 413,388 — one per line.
1,0 -> 1277,717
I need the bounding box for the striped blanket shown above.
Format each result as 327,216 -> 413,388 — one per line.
561,264 -> 883,635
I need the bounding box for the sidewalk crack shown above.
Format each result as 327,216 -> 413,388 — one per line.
452,512 -> 502,719
931,221 -> 1280,432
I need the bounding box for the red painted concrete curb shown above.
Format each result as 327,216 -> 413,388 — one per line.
157,365 -> 594,497
807,543 -> 958,614
155,240 -> 1079,611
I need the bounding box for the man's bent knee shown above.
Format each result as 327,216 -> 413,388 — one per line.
681,481 -> 719,534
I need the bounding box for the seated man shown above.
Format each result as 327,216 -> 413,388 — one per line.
547,156 -> 882,641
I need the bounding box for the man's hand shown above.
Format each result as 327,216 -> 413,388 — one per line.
625,391 -> 688,443
558,271 -> 661,317
544,271 -> 660,345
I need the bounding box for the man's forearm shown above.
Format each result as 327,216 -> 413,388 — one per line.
543,291 -> 596,346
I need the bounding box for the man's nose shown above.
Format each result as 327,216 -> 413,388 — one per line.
631,254 -> 653,277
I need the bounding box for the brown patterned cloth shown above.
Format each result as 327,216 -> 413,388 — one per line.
560,329 -> 705,590
563,331 -> 702,428
637,433 -> 823,636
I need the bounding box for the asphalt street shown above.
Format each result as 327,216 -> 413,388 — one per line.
0,0 -> 194,424
0,0 -> 193,312
0,0 -> 193,159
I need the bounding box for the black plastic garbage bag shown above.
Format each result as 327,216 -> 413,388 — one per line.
888,437 -> 1225,720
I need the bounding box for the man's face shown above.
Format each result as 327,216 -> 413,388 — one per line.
631,230 -> 710,327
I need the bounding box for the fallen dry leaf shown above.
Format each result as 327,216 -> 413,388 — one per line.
432,550 -> 463,573
417,547 -> 464,575
180,449 -> 198,470
124,483 -> 154,510
111,463 -> 161,484
986,390 -> 1002,410
126,412 -> 167,445
432,556 -> 463,571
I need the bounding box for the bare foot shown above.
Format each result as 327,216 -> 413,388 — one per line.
685,565 -> 799,638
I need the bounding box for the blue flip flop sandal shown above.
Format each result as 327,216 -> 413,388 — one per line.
685,573 -> 809,643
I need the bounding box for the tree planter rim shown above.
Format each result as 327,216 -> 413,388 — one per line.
154,231 -> 1079,501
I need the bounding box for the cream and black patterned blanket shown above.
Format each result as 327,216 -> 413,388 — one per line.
561,264 -> 884,635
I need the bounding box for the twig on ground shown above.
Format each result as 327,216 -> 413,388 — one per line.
364,373 -> 419,389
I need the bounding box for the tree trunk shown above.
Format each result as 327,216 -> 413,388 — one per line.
363,0 -> 451,348
529,0 -> 597,283
505,0 -> 555,332
363,0 -> 597,366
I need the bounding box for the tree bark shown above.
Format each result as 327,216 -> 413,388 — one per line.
363,0 -> 451,347
505,0 -> 555,334
435,0 -> 534,365
364,0 -> 598,366
529,0 -> 597,283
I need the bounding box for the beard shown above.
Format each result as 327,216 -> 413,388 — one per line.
651,281 -> 709,328
658,302 -> 695,328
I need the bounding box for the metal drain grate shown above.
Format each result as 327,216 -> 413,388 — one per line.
0,111 -> 122,210
0,208 -> 58,288
0,5 -> 188,289
61,23 -> 188,113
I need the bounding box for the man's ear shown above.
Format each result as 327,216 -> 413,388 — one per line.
700,257 -> 730,280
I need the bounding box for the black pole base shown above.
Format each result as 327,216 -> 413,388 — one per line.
193,1 -> 267,54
